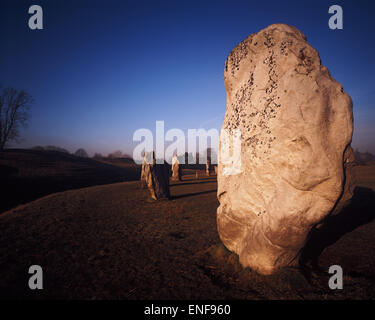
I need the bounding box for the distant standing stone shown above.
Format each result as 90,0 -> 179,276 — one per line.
171,154 -> 181,181
140,154 -> 149,189
143,152 -> 170,200
206,159 -> 211,176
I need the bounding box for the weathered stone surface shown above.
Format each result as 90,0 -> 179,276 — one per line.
171,154 -> 181,181
217,24 -> 354,275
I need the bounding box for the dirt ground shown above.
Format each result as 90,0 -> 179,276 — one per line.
0,166 -> 375,300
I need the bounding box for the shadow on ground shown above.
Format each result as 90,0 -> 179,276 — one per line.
171,189 -> 217,200
300,187 -> 375,270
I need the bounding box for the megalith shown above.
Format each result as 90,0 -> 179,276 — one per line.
171,154 -> 182,181
140,154 -> 149,189
144,152 -> 170,200
217,24 -> 354,275
206,159 -> 211,176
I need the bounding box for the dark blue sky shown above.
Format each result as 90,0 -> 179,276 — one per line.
1,0 -> 374,155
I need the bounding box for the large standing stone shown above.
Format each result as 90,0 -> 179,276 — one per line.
171,154 -> 181,181
217,24 -> 354,275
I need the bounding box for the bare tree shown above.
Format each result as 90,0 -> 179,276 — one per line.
0,86 -> 33,150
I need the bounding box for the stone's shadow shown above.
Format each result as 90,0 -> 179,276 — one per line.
170,189 -> 217,200
300,187 -> 375,270
170,180 -> 216,187
177,176 -> 217,182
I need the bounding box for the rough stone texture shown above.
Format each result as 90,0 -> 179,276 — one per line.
217,24 -> 354,275
171,154 -> 181,181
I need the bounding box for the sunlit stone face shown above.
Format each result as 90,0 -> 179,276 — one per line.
217,24 -> 354,275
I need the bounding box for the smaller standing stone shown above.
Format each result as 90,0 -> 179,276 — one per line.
144,152 -> 170,200
206,159 -> 211,176
171,154 -> 182,181
140,154 -> 149,189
